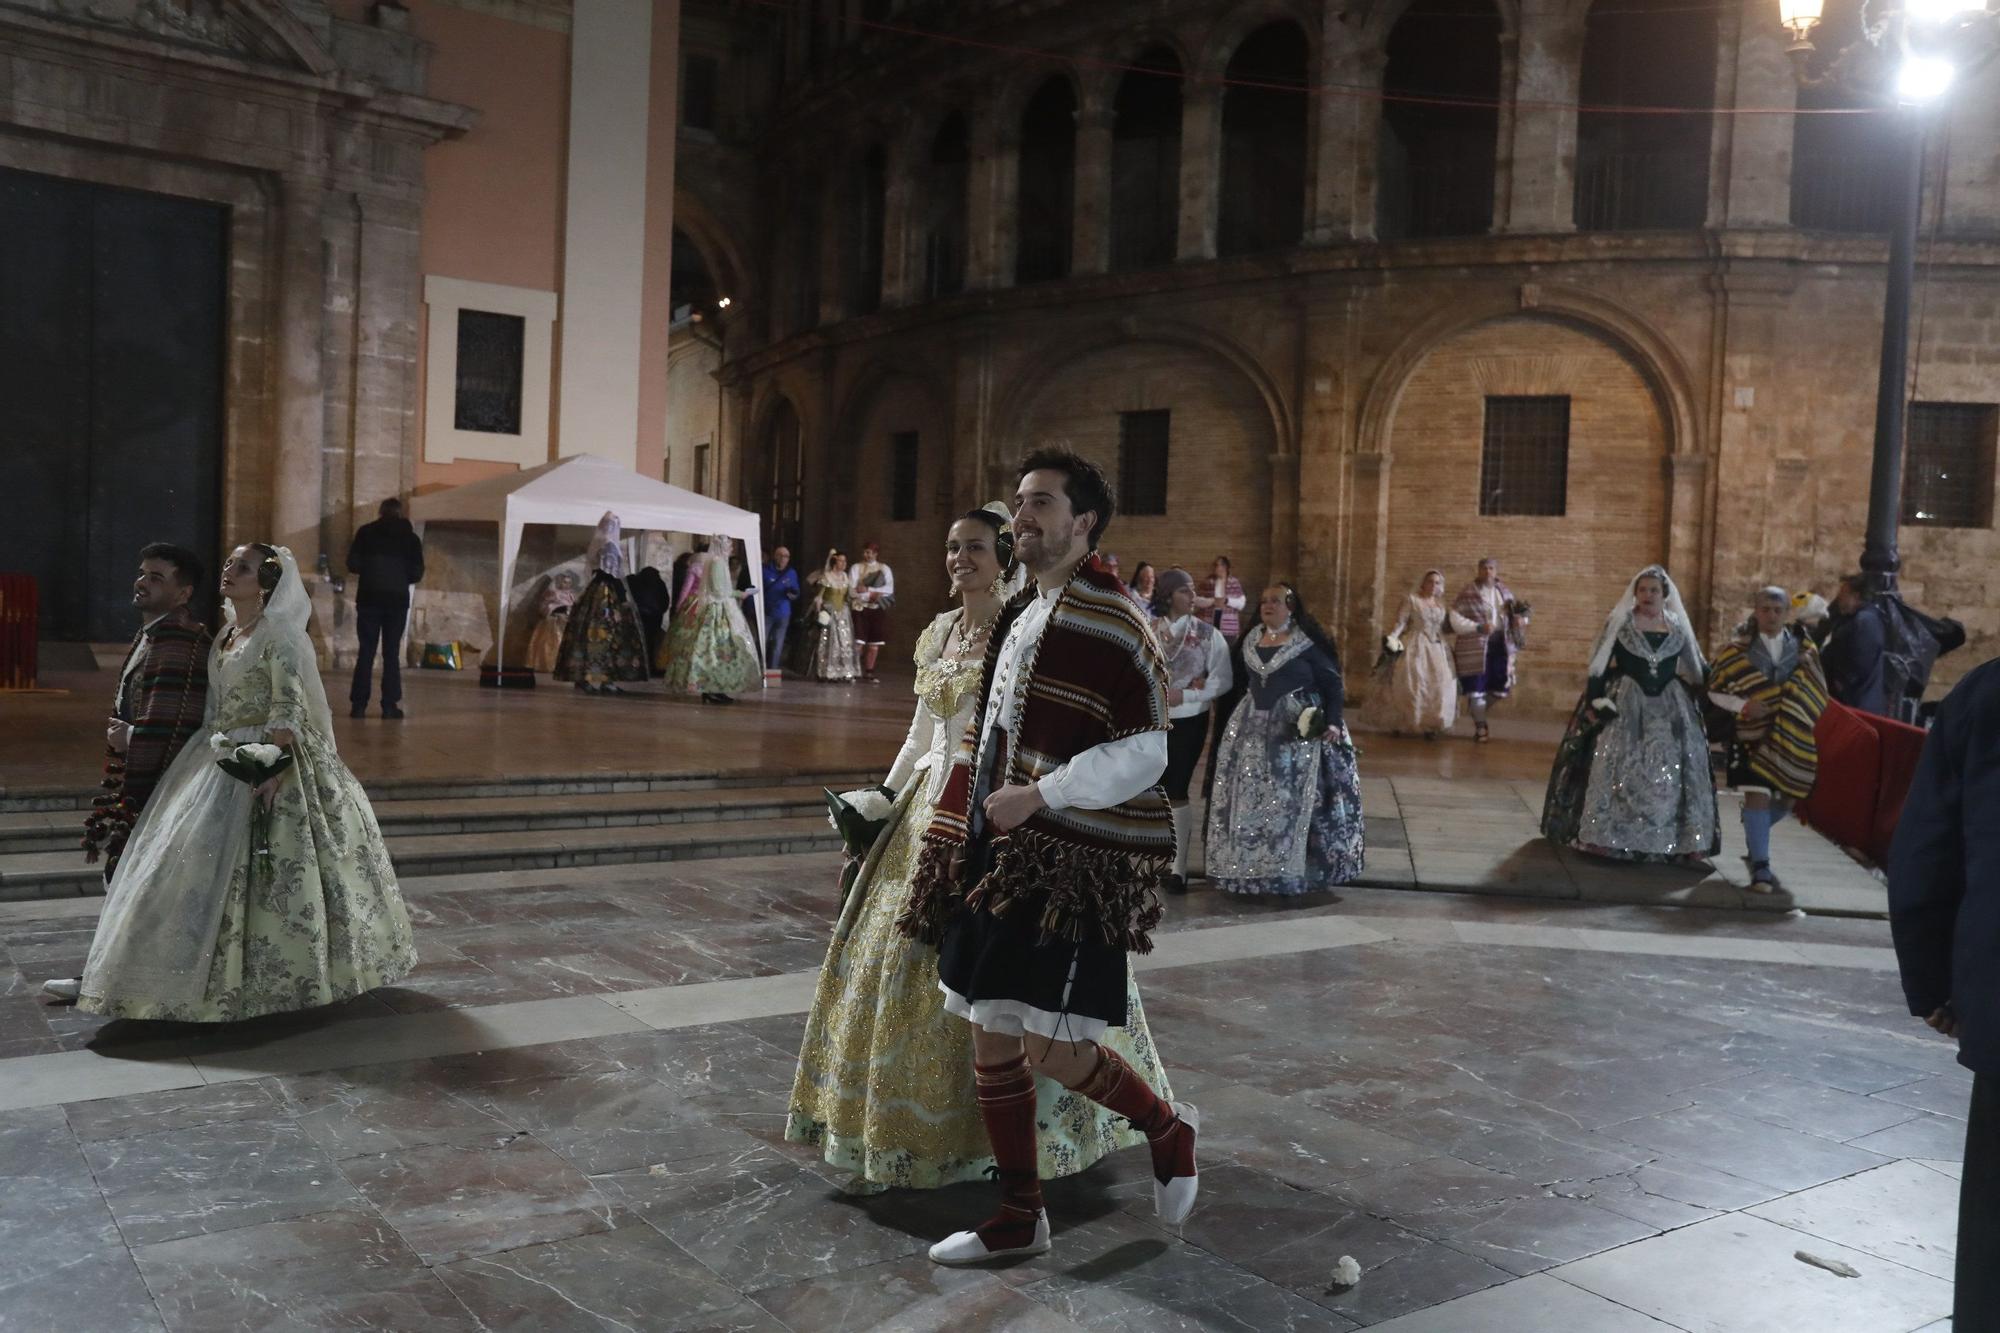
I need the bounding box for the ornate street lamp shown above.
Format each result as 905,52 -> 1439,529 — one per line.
1780,0 -> 1999,592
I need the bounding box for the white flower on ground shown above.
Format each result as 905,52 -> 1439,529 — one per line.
235,743 -> 284,765
1297,706 -> 1323,739
840,788 -> 895,822
1331,1255 -> 1362,1288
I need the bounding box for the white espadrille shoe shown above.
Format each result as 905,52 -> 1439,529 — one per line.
928,1208 -> 1052,1266
1153,1102 -> 1201,1227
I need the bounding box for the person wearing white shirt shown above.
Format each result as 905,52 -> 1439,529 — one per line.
1152,568 -> 1232,893
850,542 -> 896,682
908,449 -> 1198,1268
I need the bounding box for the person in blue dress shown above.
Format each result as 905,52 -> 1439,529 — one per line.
1541,564 -> 1719,863
1205,582 -> 1365,896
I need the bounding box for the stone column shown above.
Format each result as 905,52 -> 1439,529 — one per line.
1309,47 -> 1386,243
818,170 -> 847,324
275,172 -> 328,565
1716,0 -> 1794,228
351,192 -> 424,513
1177,85 -> 1222,261
1497,0 -> 1582,234
1070,98 -> 1115,276
967,111 -> 1017,290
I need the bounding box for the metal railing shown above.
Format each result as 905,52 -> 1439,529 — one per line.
1573,149 -> 1709,232
1377,149 -> 1496,241
1790,149 -> 1901,233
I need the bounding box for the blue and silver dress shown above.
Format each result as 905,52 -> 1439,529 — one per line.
1541,619 -> 1719,862
1205,634 -> 1366,896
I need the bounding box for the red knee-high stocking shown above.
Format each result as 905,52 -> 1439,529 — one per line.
1070,1046 -> 1193,1185
973,1054 -> 1045,1248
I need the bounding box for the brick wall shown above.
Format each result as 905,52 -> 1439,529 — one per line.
1384,315 -> 1670,711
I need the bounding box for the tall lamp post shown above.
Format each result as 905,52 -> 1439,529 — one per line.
1777,0 -> 2000,594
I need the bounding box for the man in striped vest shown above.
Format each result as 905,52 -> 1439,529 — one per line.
1707,585 -> 1829,892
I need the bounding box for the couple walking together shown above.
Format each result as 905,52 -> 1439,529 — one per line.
50,541 -> 413,1020
786,448 -> 1202,1262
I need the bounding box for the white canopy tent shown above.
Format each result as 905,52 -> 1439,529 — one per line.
410,454 -> 765,679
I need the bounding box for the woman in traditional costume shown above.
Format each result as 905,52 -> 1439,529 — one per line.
1368,569 -> 1479,739
798,549 -> 862,682
75,544 -> 414,1021
525,571 -> 577,675
553,512 -> 650,693
1541,565 -> 1718,863
1206,583 -> 1365,896
1707,585 -> 1829,891
786,505 -> 1170,1191
656,537 -> 763,704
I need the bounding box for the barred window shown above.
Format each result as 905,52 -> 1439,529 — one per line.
453,310 -> 525,435
1480,396 -> 1570,517
1118,409 -> 1171,517
891,431 -> 919,521
1904,402 -> 1996,529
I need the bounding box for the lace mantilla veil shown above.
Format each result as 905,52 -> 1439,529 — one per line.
1584,563 -> 1704,681
224,546 -> 338,746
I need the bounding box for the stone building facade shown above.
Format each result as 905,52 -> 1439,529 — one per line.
683,0 -> 2000,709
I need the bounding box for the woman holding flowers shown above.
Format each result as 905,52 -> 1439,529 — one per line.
73,543 -> 414,1021
1540,565 -> 1718,863
786,504 -> 1170,1191
1368,569 -> 1479,739
1206,583 -> 1365,896
796,548 -> 861,682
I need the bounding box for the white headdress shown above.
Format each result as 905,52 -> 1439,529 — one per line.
223,545 -> 336,745
1585,564 -> 1703,680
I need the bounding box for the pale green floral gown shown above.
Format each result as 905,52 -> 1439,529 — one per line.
786,609 -> 1172,1191
81,581 -> 415,1021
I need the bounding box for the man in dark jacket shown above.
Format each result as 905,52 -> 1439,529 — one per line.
1821,575 -> 1888,716
346,497 -> 425,719
1888,657 -> 2000,1329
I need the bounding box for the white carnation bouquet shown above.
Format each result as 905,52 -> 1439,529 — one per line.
1296,705 -> 1333,743
825,784 -> 896,901
211,734 -> 295,857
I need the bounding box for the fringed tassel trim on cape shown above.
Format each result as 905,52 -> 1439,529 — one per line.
961,827 -> 1167,955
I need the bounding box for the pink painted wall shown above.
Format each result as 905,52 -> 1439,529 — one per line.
402,0 -> 570,494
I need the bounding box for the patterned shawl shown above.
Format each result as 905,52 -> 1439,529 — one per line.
1709,627 -> 1829,800
898,562 -> 1174,952
1452,577 -> 1522,677
82,606 -> 211,870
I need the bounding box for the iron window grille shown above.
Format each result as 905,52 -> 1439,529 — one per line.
1118,410 -> 1171,517
1480,395 -> 1570,517
1904,402 -> 1997,529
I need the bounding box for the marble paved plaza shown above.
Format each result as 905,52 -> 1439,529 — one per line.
0,848 -> 1965,1331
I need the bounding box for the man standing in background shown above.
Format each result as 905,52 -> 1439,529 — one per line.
346,497 -> 425,719
763,545 -> 800,673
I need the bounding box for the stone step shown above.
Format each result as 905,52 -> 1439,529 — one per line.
0,814 -> 842,903
0,765 -> 877,814
0,783 -> 839,854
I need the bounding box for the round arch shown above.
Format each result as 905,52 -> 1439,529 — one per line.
673,185 -> 752,316
1195,2 -> 1319,79
993,316 -> 1295,458
1356,286 -> 1702,464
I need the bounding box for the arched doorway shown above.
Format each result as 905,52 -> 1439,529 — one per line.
1016,77 -> 1078,284
755,397 -> 805,556
1111,47 -> 1184,271
1377,0 -> 1502,240
1218,21 -> 1310,257
1382,315 -> 1672,709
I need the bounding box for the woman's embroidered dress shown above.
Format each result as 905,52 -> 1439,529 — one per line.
1541,619 -> 1720,862
1206,636 -> 1365,896
80,626 -> 415,1021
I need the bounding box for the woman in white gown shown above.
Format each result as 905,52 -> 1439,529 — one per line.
1368,570 -> 1480,738
75,544 -> 415,1021
786,504 -> 1171,1190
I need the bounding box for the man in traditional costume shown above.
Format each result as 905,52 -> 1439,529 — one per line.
1454,557 -> 1530,743
1707,586 -> 1829,892
79,544 -> 212,882
851,541 -> 896,683
1153,568 -> 1231,893
899,448 -> 1197,1265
